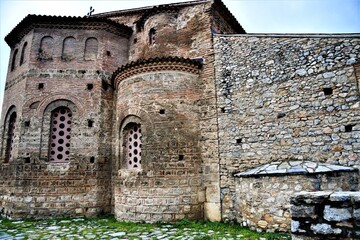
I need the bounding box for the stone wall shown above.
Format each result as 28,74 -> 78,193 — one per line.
234,167 -> 358,232
214,34 -> 360,220
291,191 -> 360,239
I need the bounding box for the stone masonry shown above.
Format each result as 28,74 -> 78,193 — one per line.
214,34 -> 360,221
0,0 -> 359,231
291,191 -> 360,239
234,160 -> 358,232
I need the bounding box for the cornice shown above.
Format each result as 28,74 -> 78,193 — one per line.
5,15 -> 133,48
112,57 -> 203,89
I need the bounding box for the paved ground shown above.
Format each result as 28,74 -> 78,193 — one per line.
0,218 -> 248,240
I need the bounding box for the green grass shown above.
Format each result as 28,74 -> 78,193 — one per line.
0,215 -> 290,240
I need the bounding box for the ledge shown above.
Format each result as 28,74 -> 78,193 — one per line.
215,33 -> 360,38
234,160 -> 358,178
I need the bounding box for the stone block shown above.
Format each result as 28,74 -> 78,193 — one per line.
291,220 -> 301,233
329,192 -> 352,202
290,205 -> 316,219
257,220 -> 268,228
205,184 -> 220,203
324,205 -> 351,222
204,202 -> 221,222
291,191 -> 332,204
310,223 -> 342,235
354,208 -> 360,220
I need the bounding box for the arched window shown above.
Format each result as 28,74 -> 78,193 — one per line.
20,42 -> 28,65
123,123 -> 142,169
62,36 -> 76,61
39,36 -> 54,60
11,49 -> 18,71
149,28 -> 156,45
48,107 -> 72,162
5,112 -> 17,163
84,37 -> 98,60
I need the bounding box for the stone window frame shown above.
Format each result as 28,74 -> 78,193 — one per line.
119,115 -> 143,170
40,100 -> 78,162
1,106 -> 17,163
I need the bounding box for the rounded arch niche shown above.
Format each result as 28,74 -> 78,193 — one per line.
118,115 -> 142,170
40,99 -> 78,161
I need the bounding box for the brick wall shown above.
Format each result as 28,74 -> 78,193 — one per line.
0,21 -> 130,218
113,66 -> 204,222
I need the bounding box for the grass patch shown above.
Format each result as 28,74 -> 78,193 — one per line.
0,215 -> 290,240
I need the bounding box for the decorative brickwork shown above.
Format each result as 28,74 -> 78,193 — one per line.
112,57 -> 203,88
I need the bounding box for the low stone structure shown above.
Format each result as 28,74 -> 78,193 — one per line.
291,191 -> 360,239
234,160 -> 358,232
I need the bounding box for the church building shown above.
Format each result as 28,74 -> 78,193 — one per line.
0,0 -> 359,233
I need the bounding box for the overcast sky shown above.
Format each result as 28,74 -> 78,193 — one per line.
0,0 -> 359,112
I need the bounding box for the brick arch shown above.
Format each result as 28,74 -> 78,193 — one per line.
36,94 -> 85,116
3,105 -> 17,125
23,96 -> 43,114
118,107 -> 153,131
119,115 -> 142,170
39,99 -> 79,161
1,105 -> 17,163
39,36 -> 54,60
115,108 -> 153,170
84,37 -> 98,60
20,42 -> 28,65
62,36 -> 76,61
11,49 -> 18,71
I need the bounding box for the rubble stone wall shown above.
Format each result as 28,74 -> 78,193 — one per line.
214,34 -> 360,220
235,171 -> 358,232
291,191 -> 360,239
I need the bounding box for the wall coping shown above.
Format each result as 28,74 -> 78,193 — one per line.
215,33 -> 360,38
234,160 -> 358,178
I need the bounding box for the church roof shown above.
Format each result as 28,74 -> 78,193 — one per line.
93,0 -> 209,18
5,14 -> 133,47
94,0 -> 245,34
234,160 -> 357,178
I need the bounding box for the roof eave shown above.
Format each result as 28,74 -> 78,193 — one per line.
5,14 -> 133,48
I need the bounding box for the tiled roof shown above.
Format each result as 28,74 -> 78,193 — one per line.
234,160 -> 357,177
5,14 -> 133,47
